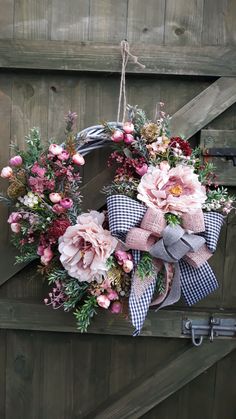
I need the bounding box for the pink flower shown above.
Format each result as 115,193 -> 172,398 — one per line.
123,259 -> 134,273
123,122 -> 134,134
110,301 -> 122,314
107,289 -> 118,301
72,153 -> 85,166
135,164 -> 148,176
40,246 -> 53,265
9,155 -> 23,167
115,250 -> 129,265
97,294 -> 110,309
8,212 -> 22,223
111,130 -> 124,143
1,166 -> 13,178
137,164 -> 206,215
58,211 -> 118,282
52,204 -> 66,214
31,163 -> 46,178
57,151 -> 70,161
49,192 -> 62,203
124,134 -> 135,144
49,144 -> 63,156
10,223 -> 21,233
60,198 -> 73,209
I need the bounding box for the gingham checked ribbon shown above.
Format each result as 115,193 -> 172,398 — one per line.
107,195 -> 224,335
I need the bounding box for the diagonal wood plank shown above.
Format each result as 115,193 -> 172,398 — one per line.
85,340 -> 236,419
170,77 -> 236,139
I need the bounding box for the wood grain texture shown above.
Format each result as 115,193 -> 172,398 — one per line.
201,129 -> 236,186
1,40 -> 236,76
0,299 -> 236,339
0,0 -> 14,38
164,0 -> 204,45
14,0 -> 51,40
0,330 -> 6,419
126,0 -> 165,43
170,77 -> 236,139
86,340 -> 236,419
89,0 -> 127,42
202,0 -> 236,46
51,0 -> 89,41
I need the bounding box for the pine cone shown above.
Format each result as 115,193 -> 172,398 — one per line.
7,182 -> 26,199
141,123 -> 160,143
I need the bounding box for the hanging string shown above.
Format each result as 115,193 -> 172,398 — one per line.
117,40 -> 146,124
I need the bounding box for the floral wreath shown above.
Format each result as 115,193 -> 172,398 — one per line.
1,104 -> 235,335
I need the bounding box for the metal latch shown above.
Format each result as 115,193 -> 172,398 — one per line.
182,316 -> 236,346
203,147 -> 236,166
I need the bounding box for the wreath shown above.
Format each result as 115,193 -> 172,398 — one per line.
1,105 -> 235,335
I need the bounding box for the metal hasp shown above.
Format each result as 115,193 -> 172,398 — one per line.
203,147 -> 236,166
182,316 -> 236,346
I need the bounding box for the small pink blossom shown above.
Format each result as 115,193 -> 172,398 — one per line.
57,150 -> 70,161
135,164 -> 148,176
123,122 -> 134,134
111,130 -> 124,143
52,204 -> 66,214
49,192 -> 62,203
124,134 -> 135,144
1,166 -> 13,178
40,246 -> 53,265
49,144 -> 63,156
60,198 -> 73,209
9,155 -> 23,167
72,153 -> 85,166
10,223 -> 21,233
107,289 -> 118,301
115,250 -> 130,265
110,301 -> 122,314
8,212 -> 22,223
31,163 -> 46,178
97,294 -> 111,309
123,259 -> 134,273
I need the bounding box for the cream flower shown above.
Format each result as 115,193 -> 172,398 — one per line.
137,163 -> 206,215
59,211 -> 117,282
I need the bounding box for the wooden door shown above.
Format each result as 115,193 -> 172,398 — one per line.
0,1 -> 236,418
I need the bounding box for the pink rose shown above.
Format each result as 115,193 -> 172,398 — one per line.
107,289 -> 118,301
137,164 -> 206,215
72,153 -> 85,166
111,130 -> 124,143
52,204 -> 66,214
40,246 -> 53,265
135,164 -> 148,176
60,198 -> 73,209
110,301 -> 122,314
10,223 -> 21,233
49,144 -> 63,156
123,122 -> 134,134
57,151 -> 70,161
1,166 -> 13,178
8,212 -> 22,223
59,211 -> 118,282
124,134 -> 135,144
97,294 -> 110,309
49,193 -> 62,203
9,155 -> 23,167
115,250 -> 129,265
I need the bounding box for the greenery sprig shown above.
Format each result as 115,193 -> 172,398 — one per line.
74,296 -> 98,333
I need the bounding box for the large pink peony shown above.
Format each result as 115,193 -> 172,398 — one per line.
58,211 -> 118,282
137,163 -> 206,215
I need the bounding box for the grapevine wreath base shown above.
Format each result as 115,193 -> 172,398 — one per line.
1,106 -> 234,335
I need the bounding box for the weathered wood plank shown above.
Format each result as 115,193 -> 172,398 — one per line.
202,0 -> 236,46
89,0 -> 127,42
51,0 -> 89,41
14,0 -> 51,40
0,299 -> 236,339
200,129 -> 236,186
0,0 -> 14,39
85,340 -> 236,419
0,40 -> 236,76
0,330 -> 6,419
126,0 -> 165,43
164,0 -> 204,46
170,77 -> 236,139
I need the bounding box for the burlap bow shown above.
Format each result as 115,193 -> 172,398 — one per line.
107,194 -> 224,335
